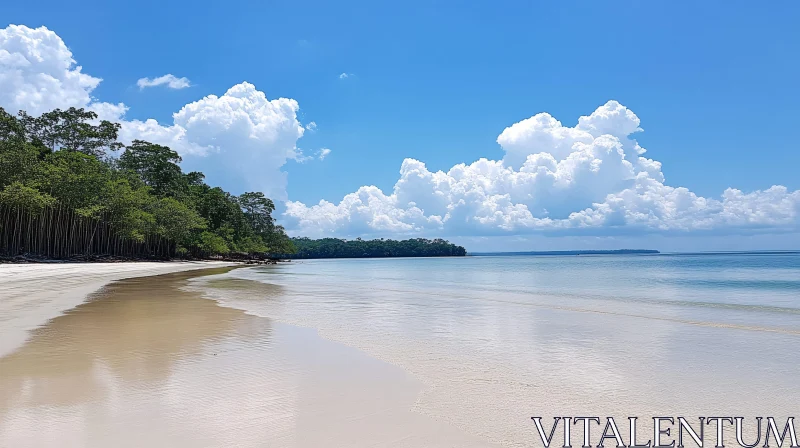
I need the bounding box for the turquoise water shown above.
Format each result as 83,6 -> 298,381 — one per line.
196,253 -> 800,447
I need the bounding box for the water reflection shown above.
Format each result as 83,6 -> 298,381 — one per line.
0,268 -> 491,448
224,256 -> 800,447
0,269 -> 283,447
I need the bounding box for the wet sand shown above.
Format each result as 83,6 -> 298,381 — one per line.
0,267 -> 495,447
0,261 -> 236,358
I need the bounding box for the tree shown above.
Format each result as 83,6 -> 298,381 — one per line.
119,140 -> 185,197
1,106 -> 302,259
0,139 -> 42,190
0,182 -> 56,212
197,231 -> 230,255
37,150 -> 114,211
150,197 -> 206,249
0,107 -> 26,143
263,225 -> 296,254
18,107 -> 122,157
283,237 -> 466,259
238,192 -> 276,235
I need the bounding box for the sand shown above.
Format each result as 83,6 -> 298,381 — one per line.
0,261 -> 236,358
0,265 -> 496,447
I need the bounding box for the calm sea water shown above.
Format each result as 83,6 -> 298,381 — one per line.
194,253 -> 800,447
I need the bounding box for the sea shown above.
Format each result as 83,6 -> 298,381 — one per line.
1,252 -> 798,447
194,252 -> 800,446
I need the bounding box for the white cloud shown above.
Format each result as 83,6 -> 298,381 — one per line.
0,24 -> 124,117
4,24 -> 798,240
120,82 -> 304,199
291,147 -> 331,163
136,74 -> 191,90
0,24 -> 308,200
338,73 -> 352,79
285,101 -> 800,237
305,121 -> 317,131
292,149 -> 313,164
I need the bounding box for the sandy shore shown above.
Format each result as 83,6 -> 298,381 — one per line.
0,264 -> 495,447
0,262 -> 236,358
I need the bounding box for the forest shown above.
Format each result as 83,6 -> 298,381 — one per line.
0,106 -> 467,261
284,237 -> 467,259
0,107 -> 294,260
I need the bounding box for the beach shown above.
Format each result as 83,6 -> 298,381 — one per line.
0,262 -> 237,358
1,254 -> 799,447
0,263 -> 495,447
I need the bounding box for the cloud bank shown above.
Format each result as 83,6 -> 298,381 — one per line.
137,74 -> 191,90
0,24 -> 126,118
285,101 -> 799,237
0,24 -> 310,199
2,24 -> 797,240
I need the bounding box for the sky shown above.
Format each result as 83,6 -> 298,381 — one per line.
2,1 -> 799,251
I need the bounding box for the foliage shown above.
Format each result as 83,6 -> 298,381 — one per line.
118,140 -> 185,198
283,237 -> 466,259
197,231 -> 230,254
149,197 -> 206,247
0,106 -> 294,259
0,182 -> 56,212
18,107 -> 123,157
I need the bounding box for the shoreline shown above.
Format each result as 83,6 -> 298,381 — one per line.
0,264 -> 495,447
0,256 -> 284,265
0,261 -> 239,358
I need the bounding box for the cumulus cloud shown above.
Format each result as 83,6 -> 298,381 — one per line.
0,24 -> 307,200
0,24 -> 125,117
305,121 -> 317,131
4,24 -> 797,239
121,82 -> 305,198
338,73 -> 352,79
136,74 -> 191,90
285,101 -> 800,237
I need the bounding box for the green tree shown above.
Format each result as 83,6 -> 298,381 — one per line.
37,150 -> 114,211
150,197 -> 206,249
0,140 -> 42,190
284,237 -> 465,259
0,107 -> 26,143
118,140 -> 185,198
18,107 -> 122,157
1,105 -> 304,259
0,182 -> 56,212
197,231 -> 230,255
238,192 -> 276,235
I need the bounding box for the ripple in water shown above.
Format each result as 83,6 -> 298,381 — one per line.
199,254 -> 800,447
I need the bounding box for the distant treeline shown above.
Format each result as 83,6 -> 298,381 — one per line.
281,237 -> 467,259
472,249 -> 660,256
0,107 -> 294,260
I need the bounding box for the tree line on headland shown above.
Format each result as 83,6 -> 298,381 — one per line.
283,237 -> 467,259
0,107 -> 466,261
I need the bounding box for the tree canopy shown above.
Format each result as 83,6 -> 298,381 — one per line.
284,237 -> 466,259
1,106 -> 465,261
0,106 -> 294,259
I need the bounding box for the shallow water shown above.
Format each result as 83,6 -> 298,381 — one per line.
197,253 -> 800,447
0,261 -> 233,358
0,269 -> 494,448
2,254 -> 797,447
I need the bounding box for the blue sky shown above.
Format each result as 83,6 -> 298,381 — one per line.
2,1 -> 800,250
